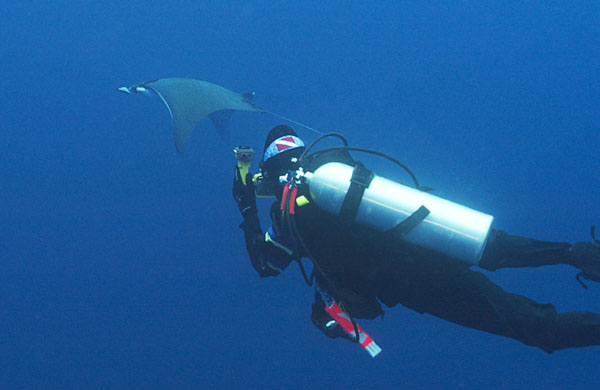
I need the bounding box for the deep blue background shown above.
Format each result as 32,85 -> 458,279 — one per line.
1,1 -> 598,388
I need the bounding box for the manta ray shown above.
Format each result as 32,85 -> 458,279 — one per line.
118,78 -> 318,154
118,78 -> 265,153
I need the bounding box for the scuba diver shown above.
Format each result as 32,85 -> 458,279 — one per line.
232,124 -> 600,355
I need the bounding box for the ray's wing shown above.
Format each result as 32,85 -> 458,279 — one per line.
122,78 -> 264,153
208,110 -> 234,143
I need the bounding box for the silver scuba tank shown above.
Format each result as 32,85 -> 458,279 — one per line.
303,162 -> 494,265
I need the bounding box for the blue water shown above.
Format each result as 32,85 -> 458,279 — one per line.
1,1 -> 598,388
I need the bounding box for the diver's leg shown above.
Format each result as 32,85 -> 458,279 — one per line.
480,229 -> 600,282
479,229 -> 572,271
392,267 -> 600,352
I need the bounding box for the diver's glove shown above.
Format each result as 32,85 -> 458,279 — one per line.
233,166 -> 257,218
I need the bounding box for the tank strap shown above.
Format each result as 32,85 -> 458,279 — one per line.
339,162 -> 374,224
386,205 -> 430,238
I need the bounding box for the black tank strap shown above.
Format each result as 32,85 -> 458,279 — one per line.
386,205 -> 430,238
339,162 -> 430,235
339,162 -> 374,224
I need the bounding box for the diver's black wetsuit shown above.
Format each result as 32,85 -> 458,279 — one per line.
239,151 -> 600,353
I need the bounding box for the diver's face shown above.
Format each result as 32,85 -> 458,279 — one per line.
263,162 -> 289,189
262,153 -> 299,197
263,150 -> 300,178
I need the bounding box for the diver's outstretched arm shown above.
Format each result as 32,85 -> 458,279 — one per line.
234,166 -> 292,277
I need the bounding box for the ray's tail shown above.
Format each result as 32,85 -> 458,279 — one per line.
265,111 -> 324,135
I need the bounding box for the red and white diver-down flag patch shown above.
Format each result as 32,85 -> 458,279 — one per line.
275,136 -> 300,151
324,301 -> 382,358
263,135 -> 305,162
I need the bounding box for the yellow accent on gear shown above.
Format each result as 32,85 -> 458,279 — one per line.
237,160 -> 250,185
295,195 -> 310,207
265,231 -> 294,256
265,262 -> 283,274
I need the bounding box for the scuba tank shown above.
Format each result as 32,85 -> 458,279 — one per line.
303,162 -> 493,265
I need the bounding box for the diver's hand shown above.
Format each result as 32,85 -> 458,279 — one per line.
233,166 -> 257,218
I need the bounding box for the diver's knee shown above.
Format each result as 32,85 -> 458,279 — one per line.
479,229 -> 504,271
